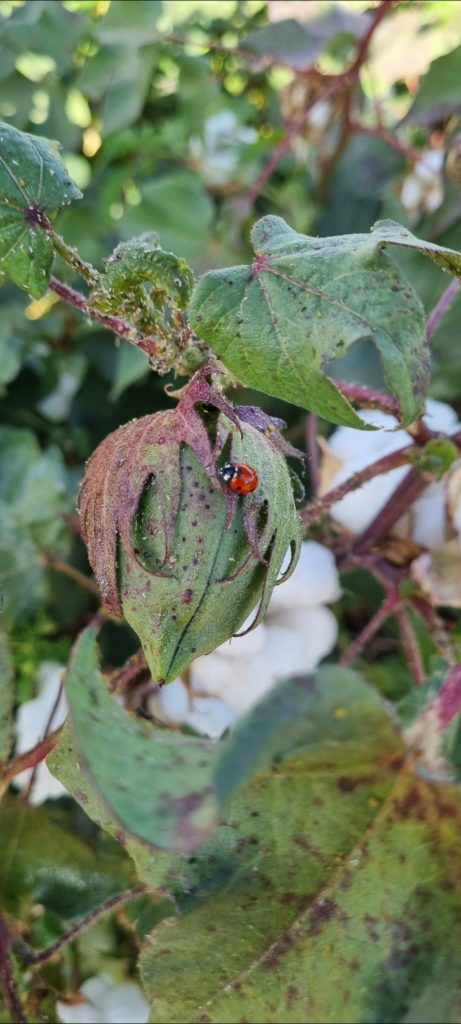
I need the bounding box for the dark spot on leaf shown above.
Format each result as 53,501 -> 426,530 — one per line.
74,789 -> 88,804
181,588 -> 193,604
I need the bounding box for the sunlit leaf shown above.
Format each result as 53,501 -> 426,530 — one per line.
0,122 -> 81,296
190,216 -> 461,428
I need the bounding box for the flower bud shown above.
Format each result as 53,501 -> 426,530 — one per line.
78,369 -> 302,683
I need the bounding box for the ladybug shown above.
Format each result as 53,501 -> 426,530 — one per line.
219,462 -> 259,495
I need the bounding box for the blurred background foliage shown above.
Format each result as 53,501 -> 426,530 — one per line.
2,2 -> 461,1013
3,0 -> 461,709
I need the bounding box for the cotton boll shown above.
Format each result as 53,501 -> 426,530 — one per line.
271,541 -> 341,613
423,398 -> 460,434
276,606 -> 338,669
15,661 -> 68,805
156,678 -> 190,723
214,621 -> 268,659
410,483 -> 448,550
185,695 -> 237,738
194,622 -> 321,714
330,465 -> 408,534
57,977 -> 149,1024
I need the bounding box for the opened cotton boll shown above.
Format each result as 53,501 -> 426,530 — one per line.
321,399 -> 461,549
56,976 -> 150,1024
400,149 -> 444,222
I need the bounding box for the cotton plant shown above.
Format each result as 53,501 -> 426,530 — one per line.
14,660 -> 68,805
56,976 -> 149,1024
400,149 -> 444,223
150,541 -> 340,736
321,398 -> 461,607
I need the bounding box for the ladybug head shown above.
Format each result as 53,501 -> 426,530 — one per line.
218,463 -> 237,483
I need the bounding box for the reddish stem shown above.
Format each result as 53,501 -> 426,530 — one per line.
22,682 -> 64,802
426,277 -> 461,341
301,442 -> 414,528
49,276 -> 162,359
109,650 -> 148,693
246,78 -> 343,208
15,885 -> 147,968
347,119 -> 421,163
0,914 -> 26,1024
396,608 -> 426,685
352,467 -> 428,551
1,734 -> 59,785
305,413 -> 320,496
341,590 -> 401,668
335,381 -> 400,416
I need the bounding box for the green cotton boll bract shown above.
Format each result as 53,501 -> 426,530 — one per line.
79,369 -> 302,684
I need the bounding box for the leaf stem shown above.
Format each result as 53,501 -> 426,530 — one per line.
0,733 -> 59,786
0,913 -> 26,1024
341,590 -> 401,668
301,443 -> 414,528
426,277 -> 461,341
45,226 -> 100,287
49,276 -> 164,360
335,381 -> 400,416
14,886 -> 147,969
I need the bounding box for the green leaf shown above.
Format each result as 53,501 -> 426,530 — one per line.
122,172 -> 213,263
62,628 -> 219,853
405,44 -> 461,124
189,216 -> 461,428
241,8 -> 366,71
0,427 -> 70,624
48,721 -> 177,892
140,669 -> 461,1024
94,0 -> 162,47
139,667 -> 406,1020
0,632 -> 13,767
0,122 -> 82,297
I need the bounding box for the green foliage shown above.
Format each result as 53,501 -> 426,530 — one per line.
0,426 -> 70,624
2,1 -> 461,1020
190,216 -> 451,427
61,627 -> 219,852
0,122 -> 81,296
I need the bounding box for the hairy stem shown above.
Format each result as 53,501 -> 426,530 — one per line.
46,227 -> 100,287
301,443 -> 414,528
49,276 -> 163,359
0,733 -> 59,786
0,913 -> 26,1024
426,277 -> 461,341
335,381 -> 400,416
15,886 -> 147,968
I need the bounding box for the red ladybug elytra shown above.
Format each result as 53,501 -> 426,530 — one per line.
219,462 -> 259,495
